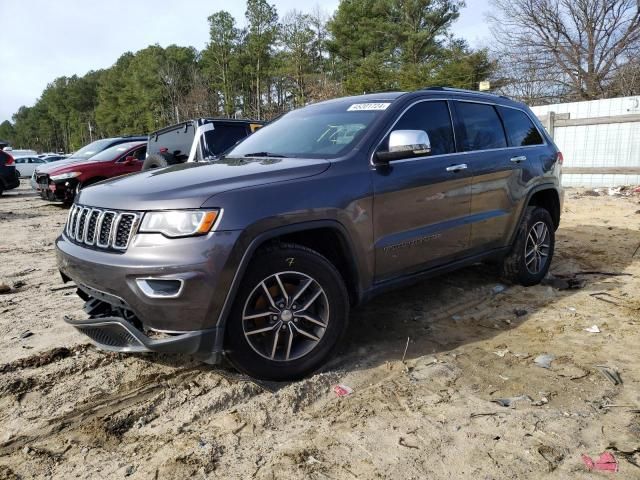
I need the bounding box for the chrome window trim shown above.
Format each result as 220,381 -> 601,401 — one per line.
369,97 -> 547,167
454,99 -> 548,149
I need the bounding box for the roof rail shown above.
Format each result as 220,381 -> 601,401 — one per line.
423,86 -> 510,100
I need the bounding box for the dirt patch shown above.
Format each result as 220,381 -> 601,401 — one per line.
0,184 -> 639,478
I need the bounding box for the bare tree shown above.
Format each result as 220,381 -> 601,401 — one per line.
608,57 -> 640,96
489,0 -> 640,101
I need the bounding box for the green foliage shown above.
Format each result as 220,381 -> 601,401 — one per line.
0,120 -> 16,145
6,0 -> 495,152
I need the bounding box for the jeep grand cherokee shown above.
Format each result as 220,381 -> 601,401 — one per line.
56,88 -> 563,380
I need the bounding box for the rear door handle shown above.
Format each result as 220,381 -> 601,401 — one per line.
510,155 -> 527,163
446,163 -> 468,172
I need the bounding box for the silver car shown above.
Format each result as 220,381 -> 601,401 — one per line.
14,156 -> 48,178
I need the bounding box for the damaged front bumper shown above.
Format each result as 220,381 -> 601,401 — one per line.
64,315 -> 220,360
64,283 -> 222,363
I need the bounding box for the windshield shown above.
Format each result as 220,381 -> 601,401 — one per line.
87,142 -> 141,162
71,139 -> 115,159
226,101 -> 391,159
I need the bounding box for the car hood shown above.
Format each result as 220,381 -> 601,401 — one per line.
77,157 -> 330,210
43,159 -> 102,175
36,157 -> 86,174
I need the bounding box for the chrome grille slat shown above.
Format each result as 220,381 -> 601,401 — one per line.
64,205 -> 138,252
85,209 -> 101,246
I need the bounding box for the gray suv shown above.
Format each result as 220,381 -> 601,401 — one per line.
56,88 -> 563,380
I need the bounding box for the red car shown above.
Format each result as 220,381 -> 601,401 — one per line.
36,141 -> 146,203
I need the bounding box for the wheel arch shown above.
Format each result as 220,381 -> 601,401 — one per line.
528,188 -> 561,230
215,221 -> 361,332
508,184 -> 561,246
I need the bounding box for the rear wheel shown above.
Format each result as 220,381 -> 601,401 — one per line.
225,243 -> 349,380
142,152 -> 180,170
501,206 -> 555,286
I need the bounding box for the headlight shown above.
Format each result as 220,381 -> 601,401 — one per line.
50,171 -> 81,181
139,210 -> 220,238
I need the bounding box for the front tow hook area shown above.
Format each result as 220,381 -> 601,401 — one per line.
64,314 -> 221,360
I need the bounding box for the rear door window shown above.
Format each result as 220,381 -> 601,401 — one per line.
455,102 -> 507,152
204,124 -> 249,156
390,100 -> 455,156
498,107 -> 544,146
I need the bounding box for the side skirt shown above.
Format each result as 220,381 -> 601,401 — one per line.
360,246 -> 511,304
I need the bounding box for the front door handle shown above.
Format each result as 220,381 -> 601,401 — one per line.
446,163 -> 468,172
510,155 -> 527,163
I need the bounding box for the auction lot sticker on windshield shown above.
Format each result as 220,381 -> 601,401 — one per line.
347,102 -> 390,111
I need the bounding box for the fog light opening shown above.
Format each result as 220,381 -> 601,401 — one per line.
136,278 -> 184,298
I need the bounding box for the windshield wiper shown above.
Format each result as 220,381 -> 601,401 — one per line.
243,152 -> 288,158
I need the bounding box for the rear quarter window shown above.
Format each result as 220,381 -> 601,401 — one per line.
455,102 -> 507,152
498,106 -> 544,146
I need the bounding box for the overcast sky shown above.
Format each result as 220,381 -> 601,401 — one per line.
0,0 -> 491,123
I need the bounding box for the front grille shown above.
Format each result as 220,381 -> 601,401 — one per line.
65,204 -> 140,251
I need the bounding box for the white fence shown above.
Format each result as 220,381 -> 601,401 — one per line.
530,96 -> 640,188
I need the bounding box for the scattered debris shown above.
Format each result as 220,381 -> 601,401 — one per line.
581,451 -> 618,472
513,309 -> 528,317
576,271 -> 632,277
306,455 -> 322,464
12,280 -> 26,289
470,412 -> 498,418
0,283 -> 11,294
398,437 -> 419,449
49,284 -> 76,292
333,384 -> 353,397
584,325 -> 601,333
491,395 -> 533,408
12,267 -> 37,276
567,307 -> 577,312
513,352 -> 530,359
542,276 -> 586,290
596,365 -> 623,385
19,330 -> 33,339
232,422 -> 247,435
532,393 -> 551,406
538,445 -> 565,471
493,348 -> 509,358
492,284 -> 506,294
401,337 -> 410,363
534,354 -> 555,369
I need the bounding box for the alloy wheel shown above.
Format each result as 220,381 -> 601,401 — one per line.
242,271 -> 329,362
525,221 -> 550,274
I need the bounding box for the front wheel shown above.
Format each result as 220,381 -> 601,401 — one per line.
225,243 -> 349,380
501,206 -> 555,286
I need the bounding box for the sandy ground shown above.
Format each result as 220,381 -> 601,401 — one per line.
0,183 -> 639,479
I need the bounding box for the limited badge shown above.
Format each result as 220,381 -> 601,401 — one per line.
347,103 -> 391,112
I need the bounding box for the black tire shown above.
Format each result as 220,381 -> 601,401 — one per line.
225,243 -> 349,381
501,206 -> 555,286
142,152 -> 180,171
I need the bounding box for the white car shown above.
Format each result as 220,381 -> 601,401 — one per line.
14,156 -> 48,178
